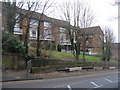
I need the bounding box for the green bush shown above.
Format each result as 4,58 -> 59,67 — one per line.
51,44 -> 56,50
57,44 -> 62,52
2,31 -> 26,57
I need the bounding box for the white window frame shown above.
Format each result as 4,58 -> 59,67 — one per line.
60,27 -> 66,33
44,28 -> 52,40
30,19 -> 38,26
60,33 -> 66,42
44,21 -> 52,40
44,21 -> 51,27
14,23 -> 22,33
30,28 -> 37,38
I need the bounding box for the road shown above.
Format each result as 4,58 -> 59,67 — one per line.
2,70 -> 119,89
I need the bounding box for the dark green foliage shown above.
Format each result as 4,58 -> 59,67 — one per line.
102,42 -> 112,62
45,43 -> 51,50
2,31 -> 26,56
3,2 -> 17,33
102,28 -> 114,62
25,53 -> 35,60
57,44 -> 62,52
46,43 -> 56,50
51,44 -> 56,50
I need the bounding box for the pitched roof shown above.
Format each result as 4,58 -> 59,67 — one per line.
17,8 -> 48,20
79,26 -> 103,35
17,8 -> 69,27
48,17 -> 70,27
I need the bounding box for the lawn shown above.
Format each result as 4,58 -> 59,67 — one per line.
42,50 -> 101,62
42,50 -> 74,59
29,47 -> 113,62
80,55 -> 101,62
26,47 -> 117,62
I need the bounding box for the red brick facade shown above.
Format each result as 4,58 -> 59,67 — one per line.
78,26 -> 104,55
2,4 -> 104,55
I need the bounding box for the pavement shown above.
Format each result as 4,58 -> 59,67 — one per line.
2,70 -> 37,82
1,69 -> 118,82
2,70 -> 119,89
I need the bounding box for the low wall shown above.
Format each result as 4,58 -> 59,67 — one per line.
2,53 -> 26,70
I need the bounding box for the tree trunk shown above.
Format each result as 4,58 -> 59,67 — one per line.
24,19 -> 30,68
24,19 -> 30,55
83,37 -> 86,62
36,20 -> 41,57
83,48 -> 85,61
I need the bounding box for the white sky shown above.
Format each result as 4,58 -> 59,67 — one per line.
48,0 -> 119,42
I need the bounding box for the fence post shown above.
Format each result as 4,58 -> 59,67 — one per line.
26,60 -> 32,77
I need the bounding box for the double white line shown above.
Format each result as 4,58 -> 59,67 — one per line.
90,81 -> 103,88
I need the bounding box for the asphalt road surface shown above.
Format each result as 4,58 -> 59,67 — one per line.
2,70 -> 119,89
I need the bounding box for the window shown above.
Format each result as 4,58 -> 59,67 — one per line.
60,33 -> 66,42
14,23 -> 21,32
60,27 -> 66,32
30,19 -> 38,26
14,23 -> 20,28
32,30 -> 36,36
14,14 -> 22,34
44,22 -> 51,27
15,14 -> 19,20
60,27 -> 67,42
30,28 -> 37,37
88,35 -> 93,39
44,21 -> 52,40
44,29 -> 52,39
29,19 -> 38,38
86,41 -> 89,45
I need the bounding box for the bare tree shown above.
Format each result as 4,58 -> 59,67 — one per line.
78,2 -> 94,61
23,1 -> 39,55
59,1 -> 78,59
3,0 -> 24,33
102,27 -> 115,62
36,0 -> 53,57
59,0 -> 94,61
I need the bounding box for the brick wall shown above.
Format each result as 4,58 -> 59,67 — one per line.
92,29 -> 103,54
52,25 -> 60,45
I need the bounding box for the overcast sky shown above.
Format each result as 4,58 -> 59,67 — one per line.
48,0 -> 118,42
8,0 -> 119,42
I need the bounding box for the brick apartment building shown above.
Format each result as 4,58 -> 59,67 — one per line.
2,4 -> 104,55
78,26 -> 104,55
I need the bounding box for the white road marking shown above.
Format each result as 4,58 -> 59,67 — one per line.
90,81 -> 99,87
54,85 -> 66,88
104,78 -> 113,83
67,85 -> 72,90
90,81 -> 103,88
93,85 -> 103,88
